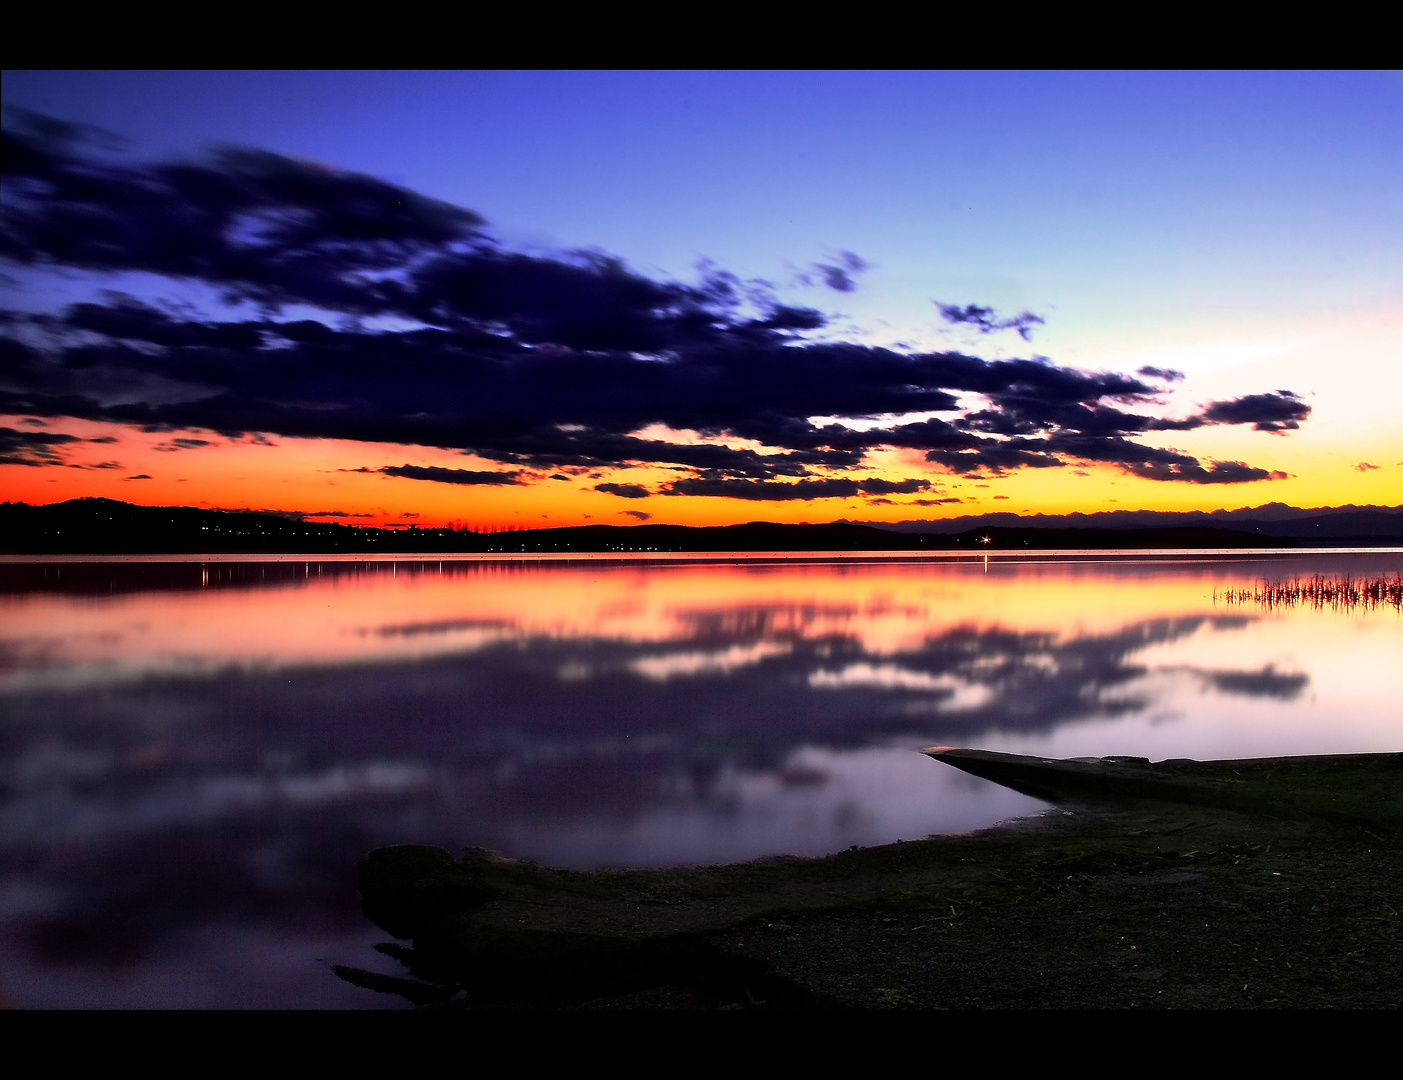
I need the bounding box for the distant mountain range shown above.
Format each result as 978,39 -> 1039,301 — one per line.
3,498 -> 1401,555
842,504 -> 1403,540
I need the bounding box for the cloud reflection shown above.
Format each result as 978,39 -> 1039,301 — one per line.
808,662 -> 994,710
1195,664 -> 1310,700
630,641 -> 792,681
3,553 -> 1396,1004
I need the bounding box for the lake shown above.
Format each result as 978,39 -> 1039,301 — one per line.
2,549 -> 1399,1007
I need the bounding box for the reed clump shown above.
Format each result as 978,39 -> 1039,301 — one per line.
1216,573 -> 1403,612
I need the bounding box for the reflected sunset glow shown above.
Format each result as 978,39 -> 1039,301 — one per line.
11,553 -> 1384,684
2,550 -> 1400,1007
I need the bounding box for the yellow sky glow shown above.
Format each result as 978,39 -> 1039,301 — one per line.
4,407 -> 1399,529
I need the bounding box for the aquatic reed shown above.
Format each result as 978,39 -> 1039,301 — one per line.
1215,574 -> 1403,612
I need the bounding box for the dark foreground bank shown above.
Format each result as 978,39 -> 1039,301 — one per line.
335,750 -> 1403,1009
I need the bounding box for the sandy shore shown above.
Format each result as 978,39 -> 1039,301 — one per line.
334,750 -> 1403,1008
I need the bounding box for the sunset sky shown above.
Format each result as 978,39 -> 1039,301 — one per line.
2,70 -> 1400,529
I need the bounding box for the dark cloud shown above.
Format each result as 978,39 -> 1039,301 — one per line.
665,477 -> 863,501
662,475 -> 933,502
0,116 -> 1308,493
0,424 -> 81,465
1,106 -> 125,153
126,474 -> 151,479
621,509 -> 651,521
811,251 -> 869,293
854,477 -> 931,495
595,482 -> 650,499
1039,434 -> 1288,484
936,302 -> 1045,341
1137,365 -> 1185,382
205,505 -> 378,521
379,464 -> 523,486
1201,390 -> 1310,432
1143,460 -> 1289,485
752,304 -> 826,331
791,251 -> 869,294
1,111 -> 483,316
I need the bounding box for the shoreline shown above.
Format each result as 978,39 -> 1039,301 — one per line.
6,546 -> 1403,564
335,749 -> 1403,1009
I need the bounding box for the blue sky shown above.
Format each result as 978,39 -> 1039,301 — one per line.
8,70 -> 1398,338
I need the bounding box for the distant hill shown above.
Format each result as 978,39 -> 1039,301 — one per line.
846,504 -> 1403,542
4,497 -> 1401,555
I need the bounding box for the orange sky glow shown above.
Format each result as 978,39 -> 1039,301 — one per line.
4,410 -> 1398,530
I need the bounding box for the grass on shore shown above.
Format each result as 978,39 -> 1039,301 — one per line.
335,752 -> 1403,1009
1216,574 -> 1403,612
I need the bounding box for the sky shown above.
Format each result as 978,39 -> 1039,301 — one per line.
1,70 -> 1400,529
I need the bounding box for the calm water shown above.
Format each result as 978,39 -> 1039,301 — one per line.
2,550 -> 1400,1007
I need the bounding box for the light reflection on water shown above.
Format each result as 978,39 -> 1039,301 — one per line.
1,550 -> 1399,1007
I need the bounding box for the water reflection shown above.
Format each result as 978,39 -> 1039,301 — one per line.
1,551 -> 1400,1007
